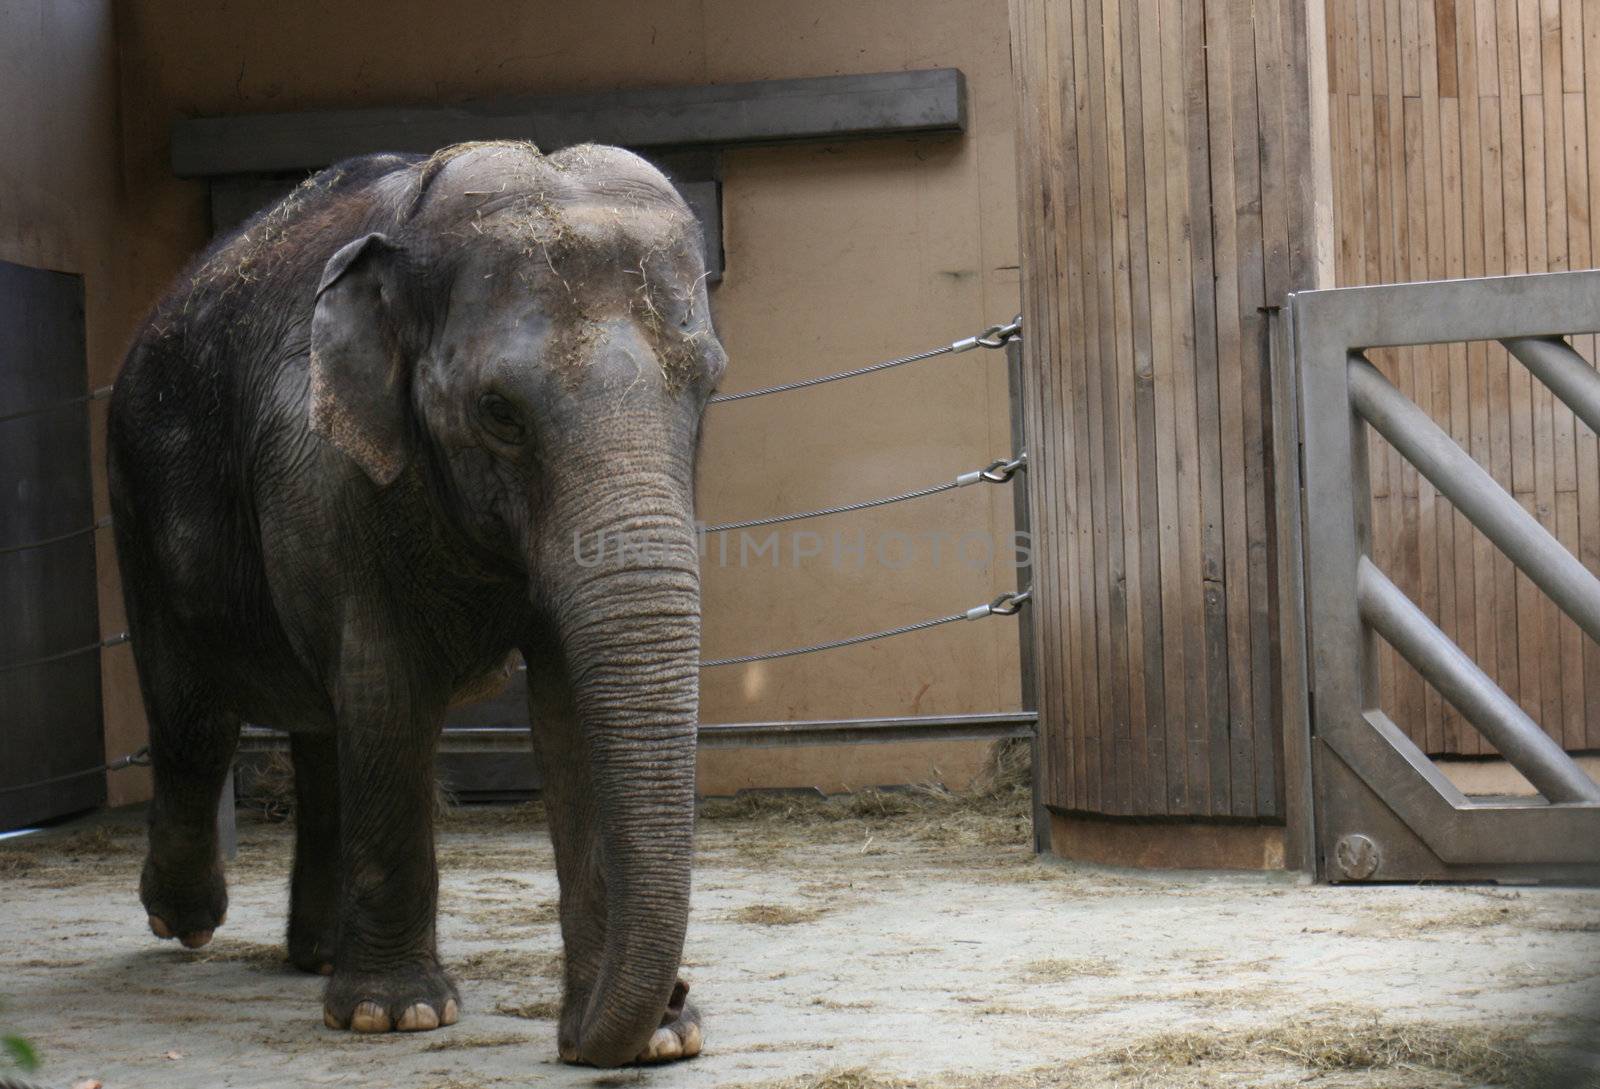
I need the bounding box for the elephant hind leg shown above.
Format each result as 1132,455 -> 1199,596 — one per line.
135,632 -> 240,950
288,731 -> 340,975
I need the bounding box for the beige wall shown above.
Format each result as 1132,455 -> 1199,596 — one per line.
0,0 -> 153,805
97,0 -> 1023,799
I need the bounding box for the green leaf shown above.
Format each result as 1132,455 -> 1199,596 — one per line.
2,1034 -> 39,1071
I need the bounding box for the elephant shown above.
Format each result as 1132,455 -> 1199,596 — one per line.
106,141 -> 724,1066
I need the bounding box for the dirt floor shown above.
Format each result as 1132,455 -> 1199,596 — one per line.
3,776 -> 1599,1089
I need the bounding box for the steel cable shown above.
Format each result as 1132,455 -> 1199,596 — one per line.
0,746 -> 149,798
0,385 -> 113,427
701,480 -> 959,533
707,316 -> 1020,404
700,590 -> 1030,668
0,516 -> 112,556
701,454 -> 1025,533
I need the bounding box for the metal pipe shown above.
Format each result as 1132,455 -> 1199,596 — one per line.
1503,336 -> 1600,439
1348,353 -> 1600,643
239,711 -> 1039,753
1357,556 -> 1600,804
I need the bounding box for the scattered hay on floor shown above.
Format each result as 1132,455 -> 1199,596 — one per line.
698,740 -> 1034,854
439,800 -> 547,830
494,999 -> 560,1020
192,940 -> 287,971
809,997 -> 874,1010
1113,1016 -> 1551,1088
775,1072 -> 911,1089
462,900 -> 560,933
744,1016 -> 1555,1089
727,904 -> 828,926
1021,956 -> 1119,982
454,948 -> 562,982
1162,982 -> 1285,1011
1338,899 -> 1531,939
420,1032 -> 527,1052
0,853 -> 40,876
237,751 -> 296,823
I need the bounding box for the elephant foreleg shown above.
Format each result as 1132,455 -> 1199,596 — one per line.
319,623 -> 458,1034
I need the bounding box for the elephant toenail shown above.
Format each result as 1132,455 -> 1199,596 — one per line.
397,1003 -> 439,1031
441,998 -> 459,1026
179,929 -> 214,949
350,1001 -> 391,1033
323,1007 -> 345,1030
148,915 -> 174,939
318,962 -> 334,976
681,1022 -> 703,1057
640,1026 -> 682,1062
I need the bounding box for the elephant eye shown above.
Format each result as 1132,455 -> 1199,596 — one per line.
478,393 -> 526,444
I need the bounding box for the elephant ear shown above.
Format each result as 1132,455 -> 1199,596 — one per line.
309,233 -> 412,486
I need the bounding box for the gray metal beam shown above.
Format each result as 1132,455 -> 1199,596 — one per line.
1503,336 -> 1600,438
1347,352 -> 1600,643
1356,557 -> 1600,804
172,68 -> 967,178
239,711 -> 1035,754
1290,269 -> 1600,349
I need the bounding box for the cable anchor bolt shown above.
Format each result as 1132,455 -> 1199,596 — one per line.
949,314 -> 1024,354
965,589 -> 1032,620
107,746 -> 152,772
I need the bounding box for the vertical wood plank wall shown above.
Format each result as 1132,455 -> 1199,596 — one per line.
1326,0 -> 1600,756
1009,0 -> 1326,818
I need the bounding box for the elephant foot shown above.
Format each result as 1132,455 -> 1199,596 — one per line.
322,963 -> 460,1034
141,855 -> 227,950
637,1007 -> 702,1064
637,980 -> 702,1064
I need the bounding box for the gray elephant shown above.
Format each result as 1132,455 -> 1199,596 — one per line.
107,141 -> 723,1066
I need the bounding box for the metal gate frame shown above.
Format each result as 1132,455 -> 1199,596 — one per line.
1285,269 -> 1600,883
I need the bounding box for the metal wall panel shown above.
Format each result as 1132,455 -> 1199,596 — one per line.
0,259 -> 105,830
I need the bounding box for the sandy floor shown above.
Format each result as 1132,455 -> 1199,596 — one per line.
2,791 -> 1599,1089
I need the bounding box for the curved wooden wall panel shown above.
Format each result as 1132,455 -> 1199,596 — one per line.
1009,0 -> 1330,819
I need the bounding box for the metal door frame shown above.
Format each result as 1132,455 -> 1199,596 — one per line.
1287,269 -> 1600,883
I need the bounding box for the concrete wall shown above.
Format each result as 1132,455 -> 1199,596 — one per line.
94,0 -> 1022,800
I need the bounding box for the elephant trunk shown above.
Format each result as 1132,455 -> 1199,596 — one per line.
546,475 -> 700,1067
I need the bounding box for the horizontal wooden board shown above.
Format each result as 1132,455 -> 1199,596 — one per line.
172,68 -> 967,176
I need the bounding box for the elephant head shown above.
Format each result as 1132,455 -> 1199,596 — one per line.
307,142 -> 723,1065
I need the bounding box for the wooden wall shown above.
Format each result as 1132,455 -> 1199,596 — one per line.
1326,0 -> 1600,756
1008,0 -> 1329,818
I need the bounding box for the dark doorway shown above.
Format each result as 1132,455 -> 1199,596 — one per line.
0,259 -> 105,830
